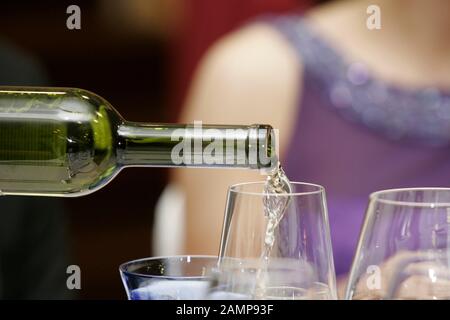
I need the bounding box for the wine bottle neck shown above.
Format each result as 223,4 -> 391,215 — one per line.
116,121 -> 277,169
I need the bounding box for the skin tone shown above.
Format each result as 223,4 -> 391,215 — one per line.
352,251 -> 450,299
172,0 -> 450,296
307,0 -> 450,89
175,9 -> 301,256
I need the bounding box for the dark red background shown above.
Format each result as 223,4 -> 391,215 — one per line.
0,0 -> 310,299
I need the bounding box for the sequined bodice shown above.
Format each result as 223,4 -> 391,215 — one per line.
272,17 -> 450,147
269,16 -> 450,275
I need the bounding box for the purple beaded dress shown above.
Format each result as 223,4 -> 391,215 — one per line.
270,16 -> 450,275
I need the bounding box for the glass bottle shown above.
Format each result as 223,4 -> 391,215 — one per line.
0,87 -> 276,197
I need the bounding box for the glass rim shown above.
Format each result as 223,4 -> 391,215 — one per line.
228,181 -> 324,196
370,187 -> 450,207
119,255 -> 218,279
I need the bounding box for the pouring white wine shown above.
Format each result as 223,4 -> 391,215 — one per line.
0,87 -> 277,197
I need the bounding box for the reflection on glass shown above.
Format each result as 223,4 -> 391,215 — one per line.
346,188 -> 450,300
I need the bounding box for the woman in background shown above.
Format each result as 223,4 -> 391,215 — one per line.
171,0 -> 450,289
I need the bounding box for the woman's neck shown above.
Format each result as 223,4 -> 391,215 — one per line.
382,0 -> 450,52
308,0 -> 450,89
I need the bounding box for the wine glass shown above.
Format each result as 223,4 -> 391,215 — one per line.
120,255 -> 217,300
346,188 -> 450,300
208,257 -> 332,300
215,181 -> 337,300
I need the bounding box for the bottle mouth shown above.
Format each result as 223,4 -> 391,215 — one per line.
249,124 -> 278,170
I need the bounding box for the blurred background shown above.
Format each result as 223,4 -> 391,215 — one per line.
0,0 -> 310,299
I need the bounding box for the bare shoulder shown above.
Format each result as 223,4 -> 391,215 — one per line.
182,22 -> 302,154
175,23 -> 303,253
204,22 -> 301,82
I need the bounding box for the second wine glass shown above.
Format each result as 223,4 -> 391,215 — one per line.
346,188 -> 450,300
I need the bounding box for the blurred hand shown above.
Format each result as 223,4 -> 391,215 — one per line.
352,250 -> 450,299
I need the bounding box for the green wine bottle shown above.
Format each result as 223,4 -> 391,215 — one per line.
0,87 -> 276,197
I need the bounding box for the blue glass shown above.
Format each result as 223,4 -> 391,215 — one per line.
119,255 -> 217,300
